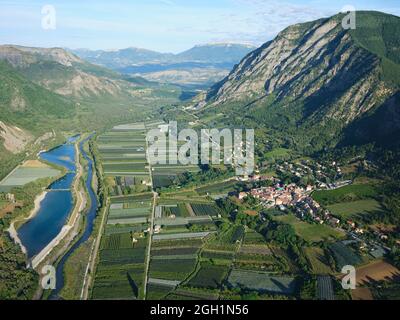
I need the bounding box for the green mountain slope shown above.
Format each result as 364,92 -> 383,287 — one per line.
0,61 -> 75,133
0,46 -> 181,180
0,45 -> 152,99
195,11 -> 400,153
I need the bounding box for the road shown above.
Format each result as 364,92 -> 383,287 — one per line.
143,131 -> 157,300
81,197 -> 109,300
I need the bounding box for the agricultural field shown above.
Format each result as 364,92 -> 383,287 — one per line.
234,242 -> 290,273
190,203 -> 220,217
304,247 -> 335,275
93,200 -> 150,299
155,203 -> 190,219
152,165 -> 201,190
147,223 -> 239,300
153,231 -> 213,241
148,258 -> 197,281
147,234 -> 205,299
152,174 -> 177,189
165,289 -> 219,300
274,214 -> 345,242
227,269 -> 297,295
146,283 -> 175,300
93,123 -> 153,300
147,124 -> 201,190
154,200 -> 220,231
92,236 -> 148,299
239,244 -> 272,256
107,197 -> 152,226
243,230 -> 267,245
351,260 -> 400,300
328,242 -> 362,270
0,162 -> 60,192
327,199 -> 387,220
201,250 -> 235,262
186,263 -> 229,289
195,180 -> 238,196
110,193 -> 153,203
312,184 -> 378,206
97,123 -> 149,178
263,148 -> 291,160
204,232 -> 239,253
356,260 -> 400,285
235,253 -> 286,272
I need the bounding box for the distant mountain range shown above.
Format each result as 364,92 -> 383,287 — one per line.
71,44 -> 256,88
196,11 -> 400,152
0,45 -> 179,168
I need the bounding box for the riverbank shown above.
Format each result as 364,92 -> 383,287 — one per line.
50,134 -> 101,299
7,190 -> 48,257
32,141 -> 86,270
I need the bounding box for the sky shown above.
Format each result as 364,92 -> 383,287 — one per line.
0,0 -> 399,53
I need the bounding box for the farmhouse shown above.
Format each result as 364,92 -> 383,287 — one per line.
238,192 -> 247,200
6,193 -> 15,203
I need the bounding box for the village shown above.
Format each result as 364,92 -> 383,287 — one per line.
237,180 -> 347,229
233,156 -> 392,261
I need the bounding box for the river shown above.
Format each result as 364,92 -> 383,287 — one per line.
16,134 -> 99,299
18,137 -> 78,259
50,135 -> 98,299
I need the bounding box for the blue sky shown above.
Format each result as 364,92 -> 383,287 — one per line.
0,0 -> 399,53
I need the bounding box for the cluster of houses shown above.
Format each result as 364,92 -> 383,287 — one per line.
238,182 -> 348,228
273,160 -> 346,190
238,183 -> 313,210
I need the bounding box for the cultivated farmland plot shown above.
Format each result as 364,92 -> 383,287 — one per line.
195,180 -> 238,195
148,278 -> 181,287
227,269 -> 297,295
152,174 -> 177,189
107,217 -> 148,225
243,230 -> 267,244
153,231 -> 214,241
187,263 -> 229,289
109,207 -> 151,219
173,204 -> 191,217
304,247 -> 335,274
152,246 -> 200,256
151,238 -> 204,249
328,242 -> 362,270
0,166 -> 60,192
152,254 -> 198,260
103,163 -> 148,172
146,284 -> 174,300
155,215 -> 212,227
166,289 -> 219,300
149,258 -> 197,281
92,263 -> 144,299
113,123 -> 146,130
99,144 -> 146,150
201,250 -> 234,261
110,193 -> 153,203
105,224 -> 148,235
145,120 -> 166,129
190,203 -> 220,217
100,248 -> 146,264
93,122 -> 153,301
239,245 -> 272,255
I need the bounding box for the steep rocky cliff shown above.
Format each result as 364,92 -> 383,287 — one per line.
197,11 -> 400,150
